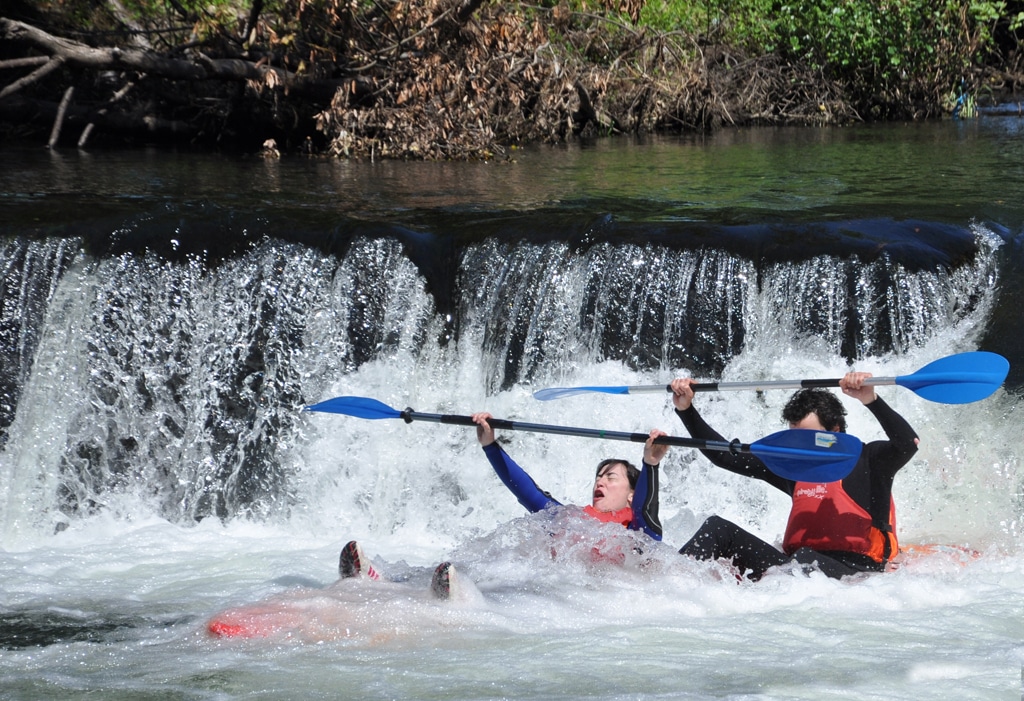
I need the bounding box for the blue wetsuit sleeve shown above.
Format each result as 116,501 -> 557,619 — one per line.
631,461 -> 662,541
483,443 -> 560,513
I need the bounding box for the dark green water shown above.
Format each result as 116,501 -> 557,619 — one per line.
2,120 -> 1023,385
4,120 -> 1024,226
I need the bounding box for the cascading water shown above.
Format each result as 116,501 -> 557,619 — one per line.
0,237 -> 80,440
0,223 -> 1009,540
2,131 -> 1023,699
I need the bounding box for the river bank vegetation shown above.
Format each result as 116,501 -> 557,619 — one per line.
1,0 -> 1022,159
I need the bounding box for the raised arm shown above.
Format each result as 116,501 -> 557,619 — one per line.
474,412 -> 559,513
670,378 -> 793,493
840,372 -> 919,475
630,429 -> 665,540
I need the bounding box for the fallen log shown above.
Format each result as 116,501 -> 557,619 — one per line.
1,18 -> 374,101
0,18 -> 334,94
1,18 -> 207,81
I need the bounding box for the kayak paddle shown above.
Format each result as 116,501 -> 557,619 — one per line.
306,396 -> 863,482
533,351 -> 1009,405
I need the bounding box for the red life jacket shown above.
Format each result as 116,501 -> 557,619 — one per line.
578,505 -> 635,565
582,505 -> 632,528
783,481 -> 897,563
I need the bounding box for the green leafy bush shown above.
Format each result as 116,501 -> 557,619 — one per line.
635,0 -> 1022,116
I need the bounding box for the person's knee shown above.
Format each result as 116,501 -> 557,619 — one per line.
702,514 -> 734,532
688,515 -> 731,541
679,515 -> 737,556
791,548 -> 827,576
680,515 -> 723,555
792,547 -> 818,564
792,547 -> 860,579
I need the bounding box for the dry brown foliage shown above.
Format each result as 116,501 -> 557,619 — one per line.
295,0 -> 857,160
0,0 -> 862,158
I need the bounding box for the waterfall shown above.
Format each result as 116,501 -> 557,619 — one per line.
0,224 -> 1005,535
459,225 -> 1001,389
0,237 -> 79,442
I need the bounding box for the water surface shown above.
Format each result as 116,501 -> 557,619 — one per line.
1,120 -> 1022,699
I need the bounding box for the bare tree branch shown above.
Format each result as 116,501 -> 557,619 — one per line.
48,85 -> 73,148
0,56 -> 64,99
0,56 -> 49,70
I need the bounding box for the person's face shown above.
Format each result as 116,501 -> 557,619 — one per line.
592,463 -> 633,513
789,412 -> 828,431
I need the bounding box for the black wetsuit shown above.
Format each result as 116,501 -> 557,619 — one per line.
677,397 -> 918,580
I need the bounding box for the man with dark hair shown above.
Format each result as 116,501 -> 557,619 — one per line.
671,372 -> 919,580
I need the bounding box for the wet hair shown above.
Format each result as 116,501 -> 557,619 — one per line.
782,388 -> 847,432
595,458 -> 640,490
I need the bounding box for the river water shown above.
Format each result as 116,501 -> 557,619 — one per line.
1,121 -> 1023,699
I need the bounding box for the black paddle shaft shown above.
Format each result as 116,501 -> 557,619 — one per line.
691,379 -> 842,392
399,408 -> 748,454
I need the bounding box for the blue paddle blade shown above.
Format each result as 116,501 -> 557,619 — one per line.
305,396 -> 402,420
533,385 -> 631,401
750,429 -> 862,483
896,351 -> 1009,404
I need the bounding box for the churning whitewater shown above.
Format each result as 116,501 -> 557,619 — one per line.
0,176 -> 1021,697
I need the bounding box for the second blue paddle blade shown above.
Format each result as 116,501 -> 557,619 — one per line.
750,429 -> 863,483
305,396 -> 401,420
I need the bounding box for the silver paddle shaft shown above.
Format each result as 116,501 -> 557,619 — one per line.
630,377 -> 900,393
